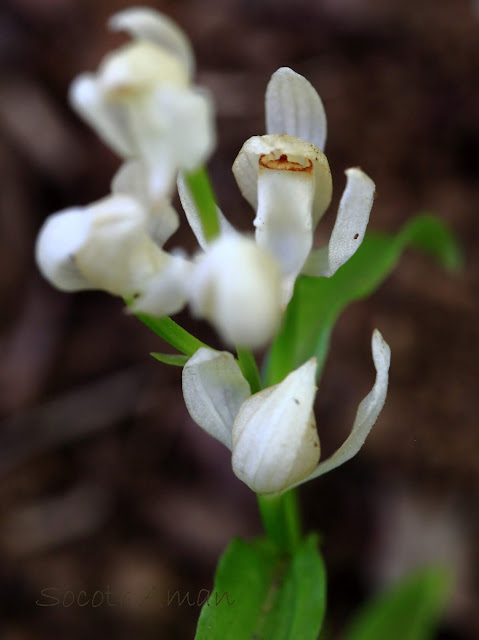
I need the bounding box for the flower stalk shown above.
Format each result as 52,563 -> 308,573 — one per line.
257,490 -> 302,553
236,347 -> 262,394
183,167 -> 220,241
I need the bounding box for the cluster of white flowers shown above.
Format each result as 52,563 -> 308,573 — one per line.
35,8 -> 391,495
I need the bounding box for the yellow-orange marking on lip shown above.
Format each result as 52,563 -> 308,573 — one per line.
259,153 -> 313,172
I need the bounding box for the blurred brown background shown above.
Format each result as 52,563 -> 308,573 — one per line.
0,0 -> 478,638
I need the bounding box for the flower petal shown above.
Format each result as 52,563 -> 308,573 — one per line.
109,7 -> 195,77
112,160 -> 180,246
127,86 -> 215,198
177,172 -> 236,250
182,348 -> 251,449
98,41 -> 189,97
265,67 -> 327,151
301,329 -> 391,483
255,150 -> 315,304
129,250 -> 192,317
328,168 -> 375,275
231,358 -> 319,494
302,168 -> 375,277
74,194 -> 163,296
69,74 -> 135,157
35,208 -> 93,291
188,234 -> 283,348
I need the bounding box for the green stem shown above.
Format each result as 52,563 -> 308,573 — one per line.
135,313 -> 208,357
257,489 -> 301,553
184,167 -> 220,242
236,347 -> 262,394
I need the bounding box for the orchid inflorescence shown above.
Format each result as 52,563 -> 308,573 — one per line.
35,7 -> 390,496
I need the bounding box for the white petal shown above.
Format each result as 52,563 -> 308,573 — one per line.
232,134 -> 332,227
301,329 -> 391,483
159,87 -> 215,172
231,358 -> 319,494
69,74 -> 134,157
112,160 -> 180,245
301,169 -> 375,278
182,348 -> 251,449
177,172 -> 235,250
265,67 -> 327,151
255,153 -> 315,305
327,168 -> 375,276
189,235 -> 283,349
128,86 -> 215,198
35,208 -> 93,291
74,194 -> 163,296
109,7 -> 195,77
98,41 -> 189,97
129,251 -> 192,317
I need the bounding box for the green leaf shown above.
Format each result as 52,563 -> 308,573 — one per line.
343,567 -> 451,640
150,352 -> 189,367
134,313 -> 208,356
265,215 -> 463,385
195,534 -> 326,640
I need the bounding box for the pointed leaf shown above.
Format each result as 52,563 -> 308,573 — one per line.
134,313 -> 208,356
150,352 -> 189,367
265,215 -> 463,385
343,567 -> 451,640
195,534 -> 326,640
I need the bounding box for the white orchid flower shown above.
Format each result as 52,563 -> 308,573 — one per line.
35,192 -> 191,317
188,234 -> 283,349
182,330 -> 391,495
69,7 -> 215,198
232,67 -> 375,304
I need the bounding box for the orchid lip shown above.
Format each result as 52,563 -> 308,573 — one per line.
259,153 -> 313,173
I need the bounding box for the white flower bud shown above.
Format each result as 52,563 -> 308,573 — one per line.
188,234 -> 283,348
36,195 -> 150,295
69,9 -> 215,199
231,358 -> 319,494
35,194 -> 191,317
